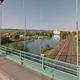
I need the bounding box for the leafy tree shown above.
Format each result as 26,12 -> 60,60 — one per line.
11,43 -> 29,52
60,32 -> 68,39
10,32 -> 19,40
1,36 -> 11,44
42,44 -> 53,53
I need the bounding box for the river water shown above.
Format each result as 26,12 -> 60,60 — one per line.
6,37 -> 60,55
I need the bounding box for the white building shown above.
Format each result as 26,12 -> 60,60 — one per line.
53,30 -> 60,35
53,30 -> 60,39
19,35 -> 24,38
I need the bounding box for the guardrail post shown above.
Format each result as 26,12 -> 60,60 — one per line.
5,47 -> 7,56
78,66 -> 80,80
41,54 -> 44,70
20,51 -> 23,65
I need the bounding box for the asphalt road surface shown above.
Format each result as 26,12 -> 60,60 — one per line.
0,57 -> 53,80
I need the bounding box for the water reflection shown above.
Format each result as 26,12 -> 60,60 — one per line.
7,37 -> 60,55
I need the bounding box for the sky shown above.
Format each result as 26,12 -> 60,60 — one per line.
1,0 -> 80,31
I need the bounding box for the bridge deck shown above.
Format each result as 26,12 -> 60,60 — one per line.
0,47 -> 78,80
6,54 -> 78,80
0,57 -> 52,80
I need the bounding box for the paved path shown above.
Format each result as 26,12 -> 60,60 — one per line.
0,70 -> 13,80
0,57 -> 52,80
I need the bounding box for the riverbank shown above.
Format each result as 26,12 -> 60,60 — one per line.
4,37 -> 60,55
43,39 -> 64,57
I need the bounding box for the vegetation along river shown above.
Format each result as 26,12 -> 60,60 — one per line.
4,37 -> 60,55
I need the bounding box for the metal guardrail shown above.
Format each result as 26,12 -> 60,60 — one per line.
0,45 -> 78,76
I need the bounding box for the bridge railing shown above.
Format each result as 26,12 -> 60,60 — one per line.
0,45 -> 78,76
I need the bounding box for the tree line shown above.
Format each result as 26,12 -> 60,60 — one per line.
1,31 -> 53,44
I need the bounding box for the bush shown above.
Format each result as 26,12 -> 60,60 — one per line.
11,43 -> 29,52
10,32 -> 19,40
60,32 -> 68,39
42,44 -> 53,53
1,36 -> 11,44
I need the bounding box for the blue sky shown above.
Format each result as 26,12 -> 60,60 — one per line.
1,0 -> 80,31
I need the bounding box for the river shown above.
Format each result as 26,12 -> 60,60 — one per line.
5,36 -> 60,55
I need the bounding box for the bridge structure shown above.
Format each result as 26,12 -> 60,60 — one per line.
0,0 -> 79,80
0,44 -> 79,80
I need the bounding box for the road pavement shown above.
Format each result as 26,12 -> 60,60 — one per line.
0,57 -> 52,80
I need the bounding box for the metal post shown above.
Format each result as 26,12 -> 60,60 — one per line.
0,0 -> 4,51
20,51 -> 23,64
40,39 -> 46,70
41,54 -> 44,70
22,0 -> 26,64
78,66 -> 80,80
23,0 -> 26,52
76,0 -> 78,66
20,0 -> 26,64
0,1 -> 2,49
40,39 -> 44,70
76,0 -> 79,79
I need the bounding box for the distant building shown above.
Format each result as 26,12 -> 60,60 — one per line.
19,35 -> 24,39
53,30 -> 60,39
53,30 -> 60,35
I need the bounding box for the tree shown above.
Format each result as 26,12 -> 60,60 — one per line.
42,44 -> 53,53
1,36 -> 11,44
10,32 -> 19,40
60,32 -> 68,39
11,43 -> 29,52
